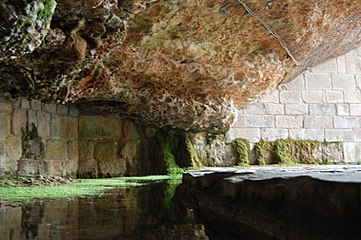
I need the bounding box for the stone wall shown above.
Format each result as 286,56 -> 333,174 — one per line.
77,115 -> 162,177
228,47 -> 361,163
0,99 -> 166,178
0,99 -> 79,177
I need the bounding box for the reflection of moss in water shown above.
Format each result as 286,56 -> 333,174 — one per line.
0,175 -> 181,202
164,178 -> 182,207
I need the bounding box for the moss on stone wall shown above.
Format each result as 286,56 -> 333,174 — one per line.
161,143 -> 183,175
253,139 -> 333,165
232,138 -> 250,165
253,141 -> 274,165
185,137 -> 203,168
21,123 -> 42,159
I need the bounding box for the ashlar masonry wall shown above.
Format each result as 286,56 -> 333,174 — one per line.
228,46 -> 361,163
0,99 -> 79,177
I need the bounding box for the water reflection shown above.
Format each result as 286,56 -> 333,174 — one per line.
0,181 -> 209,240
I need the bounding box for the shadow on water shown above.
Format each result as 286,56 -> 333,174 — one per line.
0,181 -> 211,240
0,180 -> 263,240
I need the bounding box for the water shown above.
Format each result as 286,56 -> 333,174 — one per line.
0,181 -> 210,240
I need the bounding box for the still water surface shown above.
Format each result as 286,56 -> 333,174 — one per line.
0,181 -> 211,240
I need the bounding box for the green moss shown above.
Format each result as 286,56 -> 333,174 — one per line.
37,0 -> 56,23
0,175 -> 182,202
232,138 -> 250,165
254,139 -> 325,165
253,141 -> 273,165
162,144 -> 184,175
274,140 -> 293,164
185,137 -> 203,168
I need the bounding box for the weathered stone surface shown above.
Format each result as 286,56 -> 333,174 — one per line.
0,112 -> 11,138
182,165 -> 361,239
0,0 -> 56,61
12,109 -> 27,136
94,141 -> 125,177
60,117 -> 78,139
0,0 -> 359,132
5,136 -> 22,162
44,140 -> 68,160
79,115 -> 122,139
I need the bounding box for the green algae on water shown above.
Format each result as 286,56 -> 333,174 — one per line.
0,175 -> 182,202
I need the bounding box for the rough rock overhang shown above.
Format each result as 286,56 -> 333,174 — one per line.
0,0 -> 360,132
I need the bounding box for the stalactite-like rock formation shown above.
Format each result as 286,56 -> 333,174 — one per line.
0,0 -> 360,132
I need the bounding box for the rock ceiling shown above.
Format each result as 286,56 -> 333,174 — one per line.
0,0 -> 360,132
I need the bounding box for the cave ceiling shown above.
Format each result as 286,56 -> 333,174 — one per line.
0,0 -> 360,132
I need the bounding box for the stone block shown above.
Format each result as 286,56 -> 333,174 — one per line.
305,73 -> 332,89
350,104 -> 361,116
51,114 -> 61,138
242,103 -> 265,115
68,140 -> 79,161
332,74 -> 356,90
356,75 -> 361,90
334,117 -> 360,129
46,160 -> 63,176
226,128 -> 261,143
77,159 -> 98,178
304,116 -> 333,129
62,160 -> 78,177
12,109 -> 28,136
258,90 -> 279,103
94,141 -> 125,177
354,129 -> 361,142
336,104 -> 349,116
261,129 -> 289,141
28,110 -> 37,126
285,104 -> 308,115
0,101 -> 12,112
68,104 -> 79,117
322,143 -> 344,163
17,159 -> 47,176
44,103 -> 57,113
5,136 -> 22,161
242,115 -> 275,128
79,115 -> 122,139
345,56 -> 361,74
275,116 -> 303,128
79,140 -> 93,162
37,112 -> 51,138
344,91 -> 361,103
325,129 -> 353,142
311,58 -> 337,73
337,55 -> 346,73
123,121 -> 141,141
60,117 -> 78,139
57,104 -> 69,115
302,90 -> 326,103
44,140 -> 68,160
289,129 -> 325,141
21,99 -> 30,109
343,143 -> 361,163
0,112 -> 11,138
326,91 -> 344,103
31,100 -> 42,110
279,75 -> 305,90
280,90 -> 302,104
264,103 -> 284,115
309,104 -> 336,116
